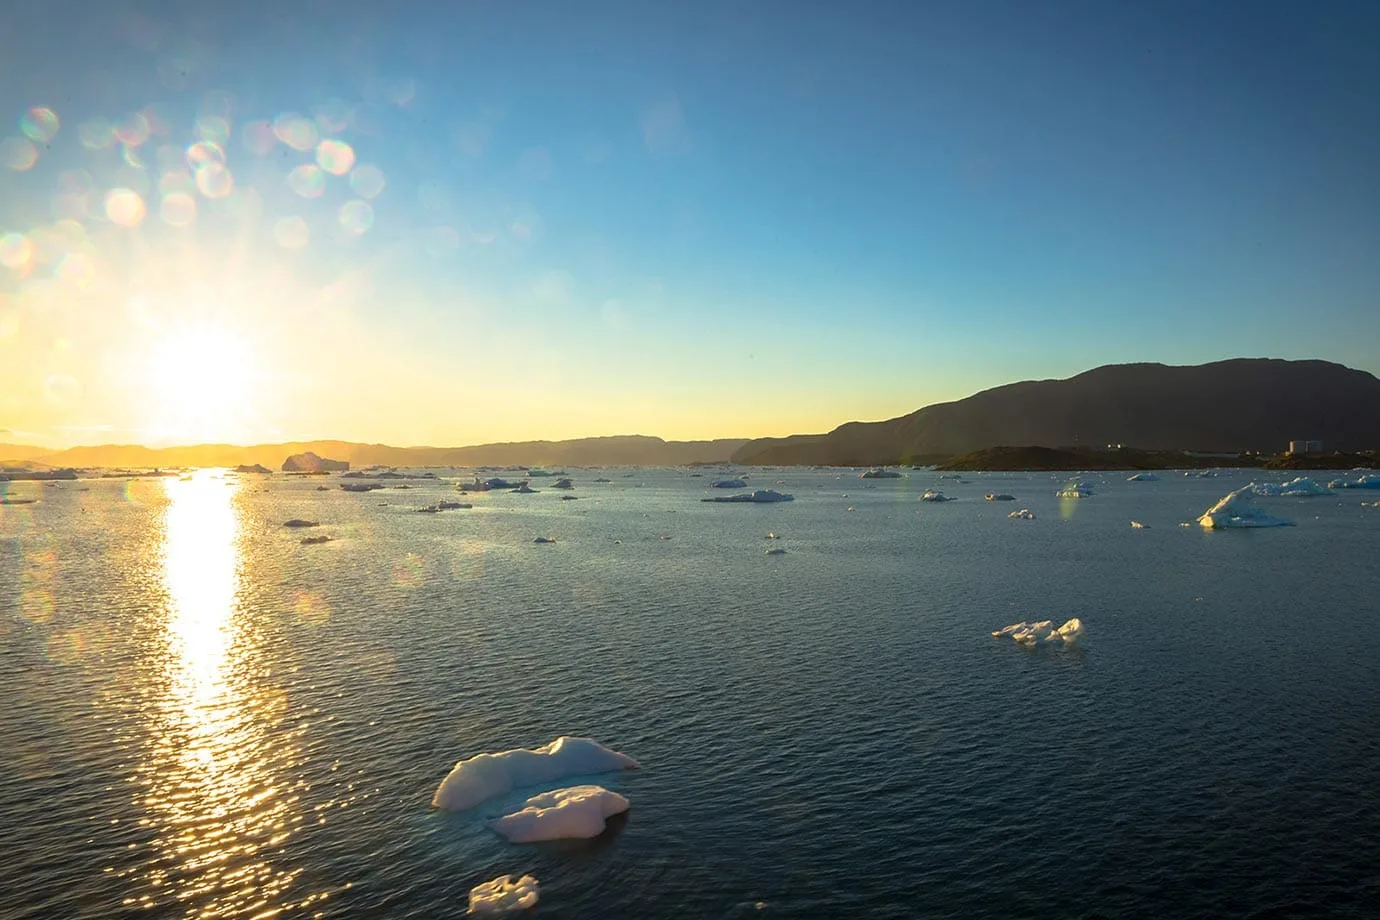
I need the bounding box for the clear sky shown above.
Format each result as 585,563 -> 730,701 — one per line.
2,0 -> 1377,448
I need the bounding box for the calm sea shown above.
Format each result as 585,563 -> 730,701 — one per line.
2,467 -> 1378,919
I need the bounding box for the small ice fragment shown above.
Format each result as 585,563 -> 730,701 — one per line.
488,785 -> 629,843
533,536 -> 556,544
283,519 -> 318,528
985,493 -> 1016,501
468,874 -> 539,915
765,547 -> 786,555
1008,508 -> 1035,520
1130,520 -> 1149,529
432,737 -> 639,812
1127,472 -> 1158,481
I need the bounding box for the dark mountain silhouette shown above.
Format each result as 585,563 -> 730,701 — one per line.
731,359 -> 1380,465
6,435 -> 749,470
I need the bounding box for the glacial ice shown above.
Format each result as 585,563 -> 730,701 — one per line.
1057,481 -> 1094,498
991,618 -> 1084,645
488,785 -> 630,843
468,874 -> 539,915
1252,477 -> 1333,497
1198,486 -> 1295,529
921,490 -> 953,502
1328,474 -> 1380,490
860,468 -> 902,479
702,489 -> 794,503
1131,520 -> 1149,529
1008,509 -> 1036,520
1127,473 -> 1158,481
711,479 -> 748,489
432,737 -> 640,812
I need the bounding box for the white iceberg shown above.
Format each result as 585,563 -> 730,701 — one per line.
1328,474 -> 1380,490
1130,520 -> 1149,529
1197,486 -> 1294,529
991,618 -> 1083,645
860,467 -> 902,479
920,490 -> 953,502
488,785 -> 629,843
1056,480 -> 1094,498
1008,508 -> 1036,520
1252,477 -> 1333,497
1127,472 -> 1158,481
702,489 -> 794,503
710,479 -> 748,489
432,737 -> 640,812
469,874 -> 539,915
984,493 -> 1016,501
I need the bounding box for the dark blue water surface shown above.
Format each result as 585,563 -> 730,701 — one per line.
2,468 -> 1378,919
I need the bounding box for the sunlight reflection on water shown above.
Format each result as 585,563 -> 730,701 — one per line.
127,471 -> 315,917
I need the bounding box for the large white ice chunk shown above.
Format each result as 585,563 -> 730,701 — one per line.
488,785 -> 630,843
1328,474 -> 1380,490
1197,486 -> 1294,529
1008,508 -> 1036,520
468,874 -> 539,915
702,489 -> 794,503
432,737 -> 640,812
710,478 -> 748,488
1252,477 -> 1333,497
1056,480 -> 1094,498
991,618 -> 1083,645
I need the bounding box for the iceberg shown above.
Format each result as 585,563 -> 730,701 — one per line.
551,478 -> 574,490
282,519 -> 319,528
1252,477 -> 1333,497
468,874 -> 539,915
710,479 -> 748,489
991,617 -> 1083,645
533,536 -> 556,544
1328,474 -> 1380,490
702,489 -> 794,503
860,468 -> 902,479
489,785 -> 629,843
511,484 -> 538,494
1198,486 -> 1295,529
1127,472 -> 1158,481
984,493 -> 1016,501
1130,520 -> 1149,529
341,482 -> 385,492
432,737 -> 640,812
920,490 -> 953,502
1056,480 -> 1094,499
1008,508 -> 1035,520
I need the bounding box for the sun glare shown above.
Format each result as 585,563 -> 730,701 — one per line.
147,325 -> 262,442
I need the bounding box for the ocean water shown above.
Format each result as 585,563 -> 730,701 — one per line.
2,467 -> 1378,919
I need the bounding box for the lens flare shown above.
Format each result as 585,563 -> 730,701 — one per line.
0,233 -> 33,270
194,115 -> 231,146
315,139 -> 355,176
105,188 -> 147,227
115,112 -> 151,147
194,162 -> 234,199
78,118 -> 115,150
273,216 -> 309,249
241,120 -> 276,155
272,113 -> 318,151
159,169 -> 195,196
338,200 -> 374,235
287,164 -> 325,198
186,140 -> 225,168
348,163 -> 385,199
20,107 -> 60,143
160,193 -> 197,227
0,136 -> 38,171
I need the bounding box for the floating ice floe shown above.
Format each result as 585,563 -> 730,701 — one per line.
432,737 -> 639,812
765,547 -> 787,555
766,532 -> 779,540
533,537 -> 556,544
1198,486 -> 1294,529
985,493 -> 1016,501
1130,520 -> 1149,529
860,467 -> 902,479
300,535 -> 333,545
991,617 -> 1084,645
489,785 -> 629,843
702,489 -> 794,503
1127,472 -> 1159,481
1009,509 -> 1036,520
920,490 -> 953,502
1252,477 -> 1333,497
560,495 -> 579,501
468,874 -> 539,915
511,484 -> 538,494
710,479 -> 748,489
551,478 -> 574,490
438,500 -> 470,510
1056,481 -> 1094,498
415,505 -> 441,513
1362,501 -> 1380,509
283,519 -> 318,528
1328,474 -> 1380,490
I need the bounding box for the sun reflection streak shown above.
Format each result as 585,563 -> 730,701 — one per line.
130,471 -> 311,917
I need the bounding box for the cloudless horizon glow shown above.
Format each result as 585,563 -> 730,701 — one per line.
2,1 -> 1378,449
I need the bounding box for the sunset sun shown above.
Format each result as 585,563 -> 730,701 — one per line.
146,325 -> 262,443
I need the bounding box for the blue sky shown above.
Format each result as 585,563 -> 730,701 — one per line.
1,1 -> 1377,446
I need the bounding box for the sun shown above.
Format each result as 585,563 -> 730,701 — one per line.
147,324 -> 262,443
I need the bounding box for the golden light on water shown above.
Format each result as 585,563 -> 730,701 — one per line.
131,472 -> 309,916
